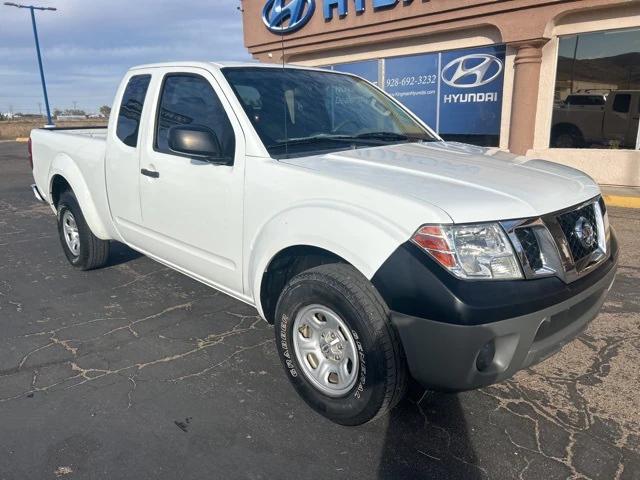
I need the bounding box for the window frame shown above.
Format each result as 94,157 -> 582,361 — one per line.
116,74 -> 152,148
152,72 -> 236,164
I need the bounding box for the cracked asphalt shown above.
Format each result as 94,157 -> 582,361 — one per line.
1,140 -> 639,479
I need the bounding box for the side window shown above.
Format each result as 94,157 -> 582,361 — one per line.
612,94 -> 631,114
155,74 -> 235,161
116,75 -> 151,147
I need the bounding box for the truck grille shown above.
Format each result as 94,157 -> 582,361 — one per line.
503,197 -> 608,283
514,228 -> 543,271
556,203 -> 599,262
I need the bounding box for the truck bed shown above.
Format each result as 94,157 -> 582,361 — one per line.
30,126 -> 113,238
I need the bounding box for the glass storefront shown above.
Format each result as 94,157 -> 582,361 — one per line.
551,27 -> 640,150
329,44 -> 506,147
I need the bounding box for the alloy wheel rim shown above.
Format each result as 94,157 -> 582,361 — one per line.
62,210 -> 80,257
292,304 -> 359,397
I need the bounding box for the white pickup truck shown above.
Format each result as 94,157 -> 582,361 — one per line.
29,62 -> 618,425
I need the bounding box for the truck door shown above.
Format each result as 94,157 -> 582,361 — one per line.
136,70 -> 245,294
603,92 -> 632,147
105,74 -> 152,230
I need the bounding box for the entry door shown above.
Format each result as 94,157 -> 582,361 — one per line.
105,74 -> 152,232
137,71 -> 244,294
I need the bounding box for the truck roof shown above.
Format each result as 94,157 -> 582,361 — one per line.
129,61 -> 330,72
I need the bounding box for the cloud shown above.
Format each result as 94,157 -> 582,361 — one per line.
0,0 -> 250,114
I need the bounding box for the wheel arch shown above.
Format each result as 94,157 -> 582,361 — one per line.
258,245 -> 351,324
249,203 -> 411,324
48,156 -> 111,240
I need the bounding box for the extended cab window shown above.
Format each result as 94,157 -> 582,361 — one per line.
116,75 -> 151,147
155,74 -> 235,161
612,94 -> 631,114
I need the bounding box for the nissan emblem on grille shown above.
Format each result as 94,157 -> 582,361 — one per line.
574,216 -> 596,249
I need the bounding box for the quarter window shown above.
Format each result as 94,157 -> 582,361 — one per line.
116,75 -> 151,147
612,94 -> 631,114
155,74 -> 235,161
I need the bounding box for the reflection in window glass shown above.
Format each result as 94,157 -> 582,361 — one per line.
155,75 -> 236,161
550,28 -> 640,149
223,67 -> 434,159
612,94 -> 631,113
116,75 -> 151,148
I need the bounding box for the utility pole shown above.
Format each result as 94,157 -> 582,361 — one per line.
4,2 -> 57,127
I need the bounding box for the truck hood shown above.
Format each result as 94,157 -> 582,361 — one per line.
279,142 -> 600,224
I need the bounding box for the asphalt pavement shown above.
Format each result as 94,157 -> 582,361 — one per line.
1,141 -> 638,479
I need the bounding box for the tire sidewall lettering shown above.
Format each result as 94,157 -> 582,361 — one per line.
280,313 -> 298,378
353,330 -> 366,399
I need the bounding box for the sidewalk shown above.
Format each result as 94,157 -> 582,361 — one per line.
601,185 -> 640,209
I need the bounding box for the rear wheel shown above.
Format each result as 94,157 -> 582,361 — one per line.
551,126 -> 583,148
57,191 -> 109,270
274,263 -> 407,425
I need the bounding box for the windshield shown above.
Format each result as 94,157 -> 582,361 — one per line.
222,67 -> 437,158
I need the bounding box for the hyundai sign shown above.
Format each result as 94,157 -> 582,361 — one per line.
342,44 -> 506,138
263,0 -> 315,33
439,45 -> 505,136
263,0 -> 415,33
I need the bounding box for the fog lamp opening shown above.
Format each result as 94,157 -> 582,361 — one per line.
476,340 -> 496,372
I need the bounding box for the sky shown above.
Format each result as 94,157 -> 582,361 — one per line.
0,0 -> 251,115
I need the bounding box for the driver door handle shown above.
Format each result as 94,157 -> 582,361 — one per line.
141,168 -> 159,179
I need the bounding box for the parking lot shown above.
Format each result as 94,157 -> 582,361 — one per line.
0,140 -> 638,479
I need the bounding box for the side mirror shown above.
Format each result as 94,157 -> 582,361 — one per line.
168,125 -> 229,164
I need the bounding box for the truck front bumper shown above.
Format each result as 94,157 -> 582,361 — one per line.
389,256 -> 617,391
380,233 -> 618,391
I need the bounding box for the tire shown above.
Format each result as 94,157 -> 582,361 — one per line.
552,128 -> 583,148
57,190 -> 109,270
274,263 -> 407,426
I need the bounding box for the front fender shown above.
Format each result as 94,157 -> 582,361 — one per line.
247,200 -> 412,318
49,154 -> 111,240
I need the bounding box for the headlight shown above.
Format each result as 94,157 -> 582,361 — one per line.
411,223 -> 523,280
597,196 -> 610,248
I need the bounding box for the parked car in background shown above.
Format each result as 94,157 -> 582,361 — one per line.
29,62 -> 618,425
551,90 -> 640,148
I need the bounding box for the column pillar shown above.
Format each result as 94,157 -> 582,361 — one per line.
508,40 -> 548,155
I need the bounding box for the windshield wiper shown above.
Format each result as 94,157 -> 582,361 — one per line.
267,134 -> 363,151
267,132 -> 434,153
355,131 -> 435,143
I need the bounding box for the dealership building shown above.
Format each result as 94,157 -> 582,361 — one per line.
240,0 -> 640,187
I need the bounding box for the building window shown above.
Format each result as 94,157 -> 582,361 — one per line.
550,27 -> 640,150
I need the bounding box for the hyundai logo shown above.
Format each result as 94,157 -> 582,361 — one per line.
263,0 -> 315,34
574,216 -> 597,249
441,54 -> 504,89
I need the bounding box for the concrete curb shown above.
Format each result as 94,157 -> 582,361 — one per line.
15,137 -> 29,143
603,194 -> 640,209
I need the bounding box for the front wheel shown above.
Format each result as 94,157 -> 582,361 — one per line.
274,263 -> 407,425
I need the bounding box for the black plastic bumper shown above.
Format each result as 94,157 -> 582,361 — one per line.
373,231 -> 619,391
372,231 -> 619,326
